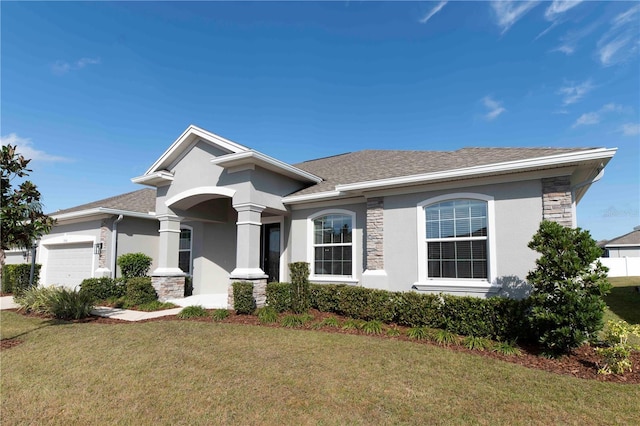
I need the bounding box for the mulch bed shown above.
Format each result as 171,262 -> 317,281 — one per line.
3,308 -> 639,384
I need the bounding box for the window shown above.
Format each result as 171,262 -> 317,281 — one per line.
312,213 -> 353,276
178,227 -> 192,275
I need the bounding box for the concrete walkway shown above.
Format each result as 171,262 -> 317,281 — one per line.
0,294 -> 229,322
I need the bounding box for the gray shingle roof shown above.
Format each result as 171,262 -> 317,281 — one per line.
52,188 -> 156,216
291,147 -> 592,196
605,229 -> 640,247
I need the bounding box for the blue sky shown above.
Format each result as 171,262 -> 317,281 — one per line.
2,1 -> 638,241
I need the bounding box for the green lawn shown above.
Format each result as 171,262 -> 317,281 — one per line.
603,276 -> 640,325
1,311 -> 639,425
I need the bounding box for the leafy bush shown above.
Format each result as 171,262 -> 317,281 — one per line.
336,286 -> 396,322
177,305 -> 208,319
232,281 -> 255,314
266,282 -> 291,312
527,220 -> 611,355
136,300 -> 176,311
16,286 -> 93,319
257,306 -> 279,324
1,264 -> 41,295
310,284 -> 343,312
124,277 -> 157,307
212,309 -> 229,321
79,277 -> 126,301
394,292 -> 442,328
117,252 -> 152,279
289,262 -> 310,314
596,320 -> 640,375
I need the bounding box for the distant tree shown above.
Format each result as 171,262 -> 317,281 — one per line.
1,144 -> 55,272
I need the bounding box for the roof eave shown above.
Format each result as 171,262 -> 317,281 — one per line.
211,151 -> 323,184
53,208 -> 156,222
132,171 -> 175,187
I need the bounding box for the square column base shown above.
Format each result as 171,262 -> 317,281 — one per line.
152,275 -> 186,301
362,270 -> 388,290
227,277 -> 268,310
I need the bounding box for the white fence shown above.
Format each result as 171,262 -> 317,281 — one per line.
599,257 -> 640,277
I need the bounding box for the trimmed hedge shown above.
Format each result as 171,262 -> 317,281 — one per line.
265,282 -> 291,312
232,281 -> 255,314
125,277 -> 157,306
117,252 -> 152,279
289,262 -> 310,314
79,277 -> 126,301
1,264 -> 41,295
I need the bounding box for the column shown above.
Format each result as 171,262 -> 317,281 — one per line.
542,176 -> 573,227
151,213 -> 185,300
362,196 -> 388,290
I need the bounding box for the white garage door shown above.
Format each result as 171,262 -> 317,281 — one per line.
45,243 -> 94,288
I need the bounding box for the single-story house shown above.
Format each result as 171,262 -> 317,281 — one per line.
30,125 -> 616,303
602,226 -> 640,258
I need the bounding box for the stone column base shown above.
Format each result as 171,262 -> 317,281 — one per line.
152,275 -> 186,301
362,270 -> 388,290
228,277 -> 268,310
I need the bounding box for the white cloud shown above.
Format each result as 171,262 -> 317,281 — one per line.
1,134 -> 71,163
51,57 -> 101,75
482,96 -> 506,121
551,22 -> 600,56
596,5 -> 640,67
558,80 -> 594,106
620,123 -> 640,136
419,1 -> 448,24
572,103 -> 625,128
544,1 -> 584,21
490,1 -> 539,35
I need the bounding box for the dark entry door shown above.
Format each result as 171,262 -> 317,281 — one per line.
261,223 -> 281,282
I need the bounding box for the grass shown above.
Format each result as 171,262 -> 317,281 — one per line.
603,276 -> 640,325
2,311 -> 639,425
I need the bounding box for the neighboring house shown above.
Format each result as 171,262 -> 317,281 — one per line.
599,227 -> 640,277
36,125 -> 616,302
30,189 -> 159,288
603,226 -> 640,258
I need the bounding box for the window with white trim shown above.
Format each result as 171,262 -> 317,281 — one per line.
312,213 -> 353,276
178,227 -> 192,275
425,199 -> 487,279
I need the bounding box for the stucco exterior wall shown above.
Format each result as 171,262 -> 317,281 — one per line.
4,251 -> 28,265
289,202 -> 366,283
383,179 -> 541,296
116,217 -> 159,277
607,247 -> 640,258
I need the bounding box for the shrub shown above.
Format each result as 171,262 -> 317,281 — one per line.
125,277 -> 157,307
257,306 -> 279,324
463,336 -> 492,351
212,309 -> 230,321
527,221 -> 611,355
386,327 -> 402,337
1,264 -> 41,295
336,286 -> 396,322
493,340 -> 522,356
16,286 -> 93,319
394,292 -> 442,328
136,300 -> 177,312
407,326 -> 432,340
341,318 -> 364,330
289,262 -> 310,314
362,320 -> 384,335
317,316 -> 340,328
310,284 -> 343,312
433,329 -> 458,346
281,314 -> 305,328
232,281 -> 255,314
266,282 -> 291,312
79,277 -> 126,301
596,320 -> 640,375
117,252 -> 152,279
177,305 -> 208,319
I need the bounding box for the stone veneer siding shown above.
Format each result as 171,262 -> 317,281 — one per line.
542,176 -> 573,227
227,278 -> 267,309
152,276 -> 186,301
99,219 -> 109,268
366,197 -> 384,270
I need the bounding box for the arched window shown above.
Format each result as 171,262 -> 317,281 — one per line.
417,193 -> 496,284
310,211 -> 354,277
425,199 -> 487,279
178,227 -> 192,275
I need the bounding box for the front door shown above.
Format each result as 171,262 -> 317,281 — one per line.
261,223 -> 281,282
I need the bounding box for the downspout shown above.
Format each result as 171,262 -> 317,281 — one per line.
570,164 -> 605,228
111,215 -> 124,278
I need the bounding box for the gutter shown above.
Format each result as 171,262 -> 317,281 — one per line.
111,215 -> 124,279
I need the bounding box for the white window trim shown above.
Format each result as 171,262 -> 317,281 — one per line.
416,193 -> 497,287
307,209 -> 357,282
179,225 -> 193,275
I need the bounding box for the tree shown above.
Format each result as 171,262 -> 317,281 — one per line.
1,144 -> 55,271
526,220 -> 610,356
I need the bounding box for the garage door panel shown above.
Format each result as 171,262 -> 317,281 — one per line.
46,243 -> 93,288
